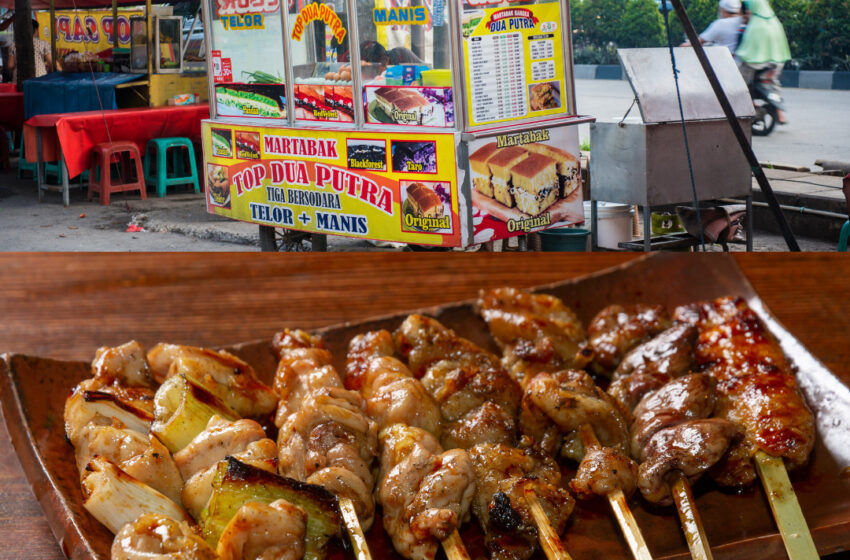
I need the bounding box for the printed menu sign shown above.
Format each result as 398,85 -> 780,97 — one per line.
202,122 -> 462,247
462,1 -> 568,128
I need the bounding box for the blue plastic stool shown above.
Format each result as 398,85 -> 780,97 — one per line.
839,221 -> 849,252
144,137 -> 200,197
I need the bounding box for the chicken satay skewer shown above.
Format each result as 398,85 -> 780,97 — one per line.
349,329 -> 573,560
578,425 -> 653,560
477,290 -> 652,560
386,320 -> 575,560
675,298 -> 817,560
344,332 -> 474,560
272,331 -> 375,560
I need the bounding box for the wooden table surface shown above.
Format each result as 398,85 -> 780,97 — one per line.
1,252 -> 848,559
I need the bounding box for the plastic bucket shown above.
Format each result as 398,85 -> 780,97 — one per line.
584,201 -> 633,250
538,228 -> 590,252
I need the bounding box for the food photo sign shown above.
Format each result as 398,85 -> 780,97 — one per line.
469,124 -> 583,244
202,122 -> 463,246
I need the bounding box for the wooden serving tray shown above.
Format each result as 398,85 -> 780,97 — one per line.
2,254 -> 849,560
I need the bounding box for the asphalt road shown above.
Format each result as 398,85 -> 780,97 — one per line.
575,79 -> 850,168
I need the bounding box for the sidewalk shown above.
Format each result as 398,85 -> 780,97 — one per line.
0,165 -> 843,252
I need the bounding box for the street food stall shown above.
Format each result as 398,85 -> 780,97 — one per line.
200,0 -> 594,248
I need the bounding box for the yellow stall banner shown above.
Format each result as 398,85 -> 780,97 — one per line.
462,2 -> 568,127
36,9 -> 144,54
202,122 -> 463,247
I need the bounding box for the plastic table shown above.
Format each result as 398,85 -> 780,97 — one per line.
22,104 -> 209,206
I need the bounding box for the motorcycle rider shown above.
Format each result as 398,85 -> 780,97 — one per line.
681,0 -> 743,53
736,0 -> 791,124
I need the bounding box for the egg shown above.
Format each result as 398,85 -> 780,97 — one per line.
324,71 -> 335,80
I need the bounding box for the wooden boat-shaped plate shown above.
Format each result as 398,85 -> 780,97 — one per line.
2,253 -> 849,559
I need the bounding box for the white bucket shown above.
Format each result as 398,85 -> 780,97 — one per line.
584,201 -> 634,250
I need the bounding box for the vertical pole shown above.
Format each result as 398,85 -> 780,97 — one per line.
13,0 -> 35,89
49,0 -> 56,71
112,0 -> 119,67
146,0 -> 153,76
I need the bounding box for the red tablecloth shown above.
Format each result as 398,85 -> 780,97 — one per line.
23,104 -> 210,178
0,84 -> 18,93
0,92 -> 25,130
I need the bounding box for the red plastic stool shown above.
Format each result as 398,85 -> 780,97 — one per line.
87,142 -> 147,205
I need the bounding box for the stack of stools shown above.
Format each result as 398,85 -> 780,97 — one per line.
87,142 -> 147,205
144,137 -> 200,197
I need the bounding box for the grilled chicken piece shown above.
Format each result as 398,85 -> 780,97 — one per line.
272,329 -> 343,426
174,416 -> 270,480
630,373 -> 717,460
442,401 -> 516,450
476,287 -> 592,387
469,443 -> 574,560
92,340 -> 154,388
64,377 -> 155,446
674,297 -> 815,487
74,422 -> 183,504
570,445 -> 638,499
275,331 -> 379,531
614,324 -> 697,380
217,499 -> 307,560
608,372 -> 673,416
148,343 -> 277,419
587,304 -> 672,373
521,370 -> 630,457
181,438 -> 278,520
639,419 -> 743,505
395,315 -> 521,444
344,331 -> 444,437
112,513 -> 216,559
378,424 -> 475,560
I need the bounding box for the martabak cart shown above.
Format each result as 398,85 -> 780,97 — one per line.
200,0 -> 594,248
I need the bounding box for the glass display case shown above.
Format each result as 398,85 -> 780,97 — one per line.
200,0 -> 594,247
154,16 -> 184,73
129,16 -> 148,73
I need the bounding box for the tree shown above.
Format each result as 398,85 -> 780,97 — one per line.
572,0 -> 665,49
13,0 -> 35,89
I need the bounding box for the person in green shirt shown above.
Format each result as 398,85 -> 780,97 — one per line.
736,0 -> 791,123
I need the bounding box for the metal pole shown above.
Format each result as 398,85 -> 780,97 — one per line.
49,0 -> 56,71
112,0 -> 119,66
667,0 -> 800,251
13,0 -> 35,89
146,0 -> 152,76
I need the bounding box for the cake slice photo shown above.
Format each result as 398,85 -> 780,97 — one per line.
508,152 -> 560,216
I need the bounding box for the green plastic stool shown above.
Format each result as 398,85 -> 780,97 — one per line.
17,134 -> 39,180
144,137 -> 200,197
839,221 -> 849,252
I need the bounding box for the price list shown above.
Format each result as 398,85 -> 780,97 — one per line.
468,32 -> 528,124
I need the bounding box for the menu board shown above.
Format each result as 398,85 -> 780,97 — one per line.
209,0 -> 287,119
462,1 -> 568,128
202,122 -> 463,247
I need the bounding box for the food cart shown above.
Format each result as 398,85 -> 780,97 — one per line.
200,0 -> 594,248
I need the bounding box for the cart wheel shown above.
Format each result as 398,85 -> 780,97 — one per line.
258,226 -> 327,252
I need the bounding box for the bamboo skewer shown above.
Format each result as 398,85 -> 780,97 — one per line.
579,425 -> 653,560
670,472 -> 713,560
754,451 -> 818,560
523,485 -> 574,560
441,529 -> 471,560
338,497 -> 373,560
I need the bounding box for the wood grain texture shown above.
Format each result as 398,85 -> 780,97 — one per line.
0,252 -> 848,560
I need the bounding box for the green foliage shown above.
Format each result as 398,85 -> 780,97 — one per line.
572,0 -> 665,49
570,0 -> 850,70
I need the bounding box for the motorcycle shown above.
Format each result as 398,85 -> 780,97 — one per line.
750,66 -> 784,136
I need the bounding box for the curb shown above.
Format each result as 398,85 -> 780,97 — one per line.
574,64 -> 850,90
